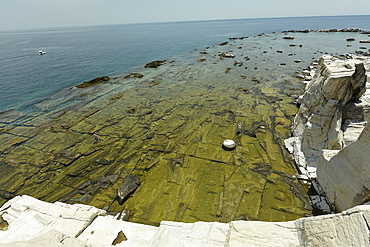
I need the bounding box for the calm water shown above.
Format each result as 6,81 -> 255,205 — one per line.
1,15 -> 370,112
1,15 -> 370,224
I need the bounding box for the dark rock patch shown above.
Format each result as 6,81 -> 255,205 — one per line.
237,87 -> 249,93
112,231 -> 127,245
124,73 -> 144,79
76,76 -> 110,88
144,60 -> 166,68
117,175 -> 141,205
0,213 -> 9,231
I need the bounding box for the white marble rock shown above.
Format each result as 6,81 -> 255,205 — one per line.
1,196 -> 370,246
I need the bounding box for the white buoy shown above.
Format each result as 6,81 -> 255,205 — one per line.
222,139 -> 236,151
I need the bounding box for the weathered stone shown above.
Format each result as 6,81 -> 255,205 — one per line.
117,175 -> 141,204
318,123 -> 370,211
296,206 -> 370,246
2,196 -> 370,246
0,195 -> 105,245
229,220 -> 300,246
286,53 -> 370,216
0,229 -> 90,247
286,55 -> 369,178
149,221 -> 230,246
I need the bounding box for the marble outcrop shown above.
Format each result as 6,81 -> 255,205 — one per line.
285,54 -> 370,178
1,195 -> 370,246
319,122 -> 370,212
285,54 -> 370,212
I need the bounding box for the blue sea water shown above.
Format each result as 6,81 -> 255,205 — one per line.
1,15 -> 370,112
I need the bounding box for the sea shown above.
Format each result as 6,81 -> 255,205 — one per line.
1,15 -> 370,112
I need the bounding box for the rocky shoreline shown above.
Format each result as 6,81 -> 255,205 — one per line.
1,28 -> 370,245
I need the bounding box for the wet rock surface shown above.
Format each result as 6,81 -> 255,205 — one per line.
117,175 -> 141,204
1,29 -> 369,225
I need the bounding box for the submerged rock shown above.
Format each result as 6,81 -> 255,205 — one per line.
144,60 -> 166,68
124,72 -> 144,79
76,76 -> 110,88
117,175 -> 141,204
219,53 -> 236,58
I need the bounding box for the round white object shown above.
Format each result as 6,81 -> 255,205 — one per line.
222,139 -> 236,150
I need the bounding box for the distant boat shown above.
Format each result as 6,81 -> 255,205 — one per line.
38,50 -> 45,55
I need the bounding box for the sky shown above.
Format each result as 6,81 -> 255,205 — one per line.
1,0 -> 370,31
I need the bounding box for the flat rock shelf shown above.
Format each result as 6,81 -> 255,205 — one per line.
1,30 -> 369,225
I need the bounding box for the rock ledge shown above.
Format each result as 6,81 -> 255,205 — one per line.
1,195 -> 370,246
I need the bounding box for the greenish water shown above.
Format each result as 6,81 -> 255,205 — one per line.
1,31 -> 369,225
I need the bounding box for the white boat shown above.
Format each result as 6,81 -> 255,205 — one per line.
38,50 -> 45,55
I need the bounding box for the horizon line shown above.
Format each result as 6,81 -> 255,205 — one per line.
1,14 -> 369,33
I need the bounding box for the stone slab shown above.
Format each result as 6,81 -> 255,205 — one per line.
0,195 -> 105,244
228,220 -> 301,247
1,196 -> 370,246
78,216 -> 158,247
148,221 -> 229,247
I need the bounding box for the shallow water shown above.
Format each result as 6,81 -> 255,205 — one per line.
0,30 -> 369,225
2,15 -> 370,112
